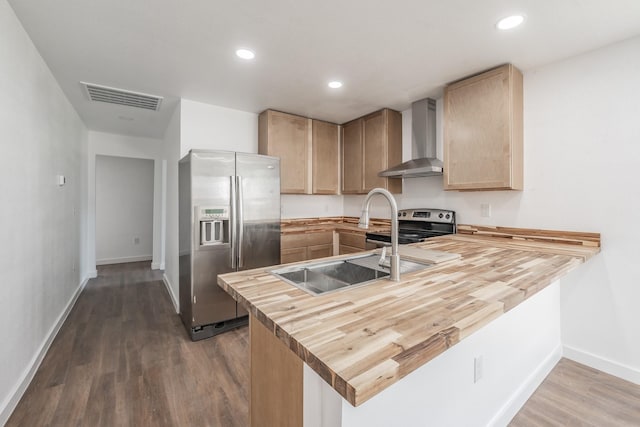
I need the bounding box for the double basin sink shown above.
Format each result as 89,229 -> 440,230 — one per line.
271,253 -> 432,296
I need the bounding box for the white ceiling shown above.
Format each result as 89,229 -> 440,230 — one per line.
8,0 -> 640,139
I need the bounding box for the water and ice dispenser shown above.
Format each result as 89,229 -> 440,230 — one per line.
197,206 -> 229,246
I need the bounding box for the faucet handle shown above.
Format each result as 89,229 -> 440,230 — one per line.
378,246 -> 390,268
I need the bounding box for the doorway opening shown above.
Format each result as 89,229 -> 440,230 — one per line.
95,155 -> 155,271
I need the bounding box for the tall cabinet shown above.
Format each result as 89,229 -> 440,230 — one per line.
443,64 -> 523,191
341,108 -> 402,194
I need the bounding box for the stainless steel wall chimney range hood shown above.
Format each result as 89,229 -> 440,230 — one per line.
379,98 -> 443,178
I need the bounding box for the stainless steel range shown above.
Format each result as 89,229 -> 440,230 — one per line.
365,208 -> 456,246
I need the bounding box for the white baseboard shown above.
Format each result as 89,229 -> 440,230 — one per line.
96,255 -> 152,265
162,273 -> 179,313
88,269 -> 97,279
0,275 -> 90,426
151,262 -> 161,270
563,344 -> 640,385
489,344 -> 562,427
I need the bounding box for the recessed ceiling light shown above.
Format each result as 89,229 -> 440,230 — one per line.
328,81 -> 343,89
496,15 -> 525,30
236,49 -> 255,60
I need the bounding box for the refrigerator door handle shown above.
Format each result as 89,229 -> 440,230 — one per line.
230,176 -> 237,269
237,175 -> 244,268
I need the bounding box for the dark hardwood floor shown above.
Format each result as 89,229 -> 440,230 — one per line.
7,262 -> 249,427
7,262 -> 640,426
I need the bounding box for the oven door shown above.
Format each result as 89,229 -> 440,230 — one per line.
365,232 -> 422,247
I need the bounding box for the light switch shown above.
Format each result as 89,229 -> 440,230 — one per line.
57,175 -> 66,186
481,203 -> 491,218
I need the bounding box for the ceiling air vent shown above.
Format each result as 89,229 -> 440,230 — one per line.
81,82 -> 163,111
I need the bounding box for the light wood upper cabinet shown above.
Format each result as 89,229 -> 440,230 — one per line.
341,108 -> 402,194
259,110 -> 340,195
259,110 -> 311,194
312,120 -> 340,195
443,64 -> 523,191
341,119 -> 364,194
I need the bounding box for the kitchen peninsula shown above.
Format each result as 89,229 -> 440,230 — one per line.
218,226 -> 600,426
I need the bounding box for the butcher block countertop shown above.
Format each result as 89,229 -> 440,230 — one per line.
218,226 -> 600,407
281,216 -> 390,234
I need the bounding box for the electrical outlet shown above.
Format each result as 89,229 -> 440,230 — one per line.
481,203 -> 491,218
474,356 -> 483,383
134,237 -> 140,245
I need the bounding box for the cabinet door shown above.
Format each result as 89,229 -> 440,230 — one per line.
281,247 -> 307,264
339,245 -> 362,255
341,119 -> 364,194
259,110 -> 311,194
312,120 -> 340,194
444,64 -> 523,190
362,111 -> 387,191
307,244 -> 333,260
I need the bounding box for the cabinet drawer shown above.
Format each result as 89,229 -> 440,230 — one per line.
339,245 -> 362,255
307,244 -> 333,260
339,232 -> 367,249
281,247 -> 307,264
305,231 -> 333,246
281,233 -> 308,249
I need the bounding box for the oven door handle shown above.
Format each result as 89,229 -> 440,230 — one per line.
366,238 -> 392,247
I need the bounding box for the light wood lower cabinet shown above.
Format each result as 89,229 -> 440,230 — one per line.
308,243 -> 333,260
250,315 -> 302,427
281,231 -> 334,262
338,231 -> 376,255
281,247 -> 307,264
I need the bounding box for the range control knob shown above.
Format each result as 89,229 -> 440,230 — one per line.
445,214 -> 451,220
438,213 -> 444,218
402,212 -> 407,217
398,212 -> 401,217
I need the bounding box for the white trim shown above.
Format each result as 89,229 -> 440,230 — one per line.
0,275 -> 90,426
96,255 -> 152,265
162,273 -> 179,313
563,345 -> 640,385
151,262 -> 162,270
87,269 -> 98,279
488,344 -> 562,427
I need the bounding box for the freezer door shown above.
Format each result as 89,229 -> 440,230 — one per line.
190,151 -> 238,326
235,153 -> 281,274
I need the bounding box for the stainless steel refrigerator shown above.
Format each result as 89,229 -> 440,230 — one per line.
179,150 -> 280,340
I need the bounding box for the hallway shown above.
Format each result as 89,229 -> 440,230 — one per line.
7,262 -> 248,426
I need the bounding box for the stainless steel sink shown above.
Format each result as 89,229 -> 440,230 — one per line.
271,253 -> 432,296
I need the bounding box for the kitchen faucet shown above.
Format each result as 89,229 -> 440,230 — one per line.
358,188 -> 400,281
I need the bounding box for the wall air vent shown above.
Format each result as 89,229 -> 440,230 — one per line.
81,82 -> 163,111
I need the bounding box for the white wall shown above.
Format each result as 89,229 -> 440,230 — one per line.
162,103 -> 181,312
0,1 -> 87,423
281,195 -> 344,218
306,282 -> 562,427
180,98 -> 259,156
95,156 -> 154,264
87,131 -> 166,273
343,36 -> 640,383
